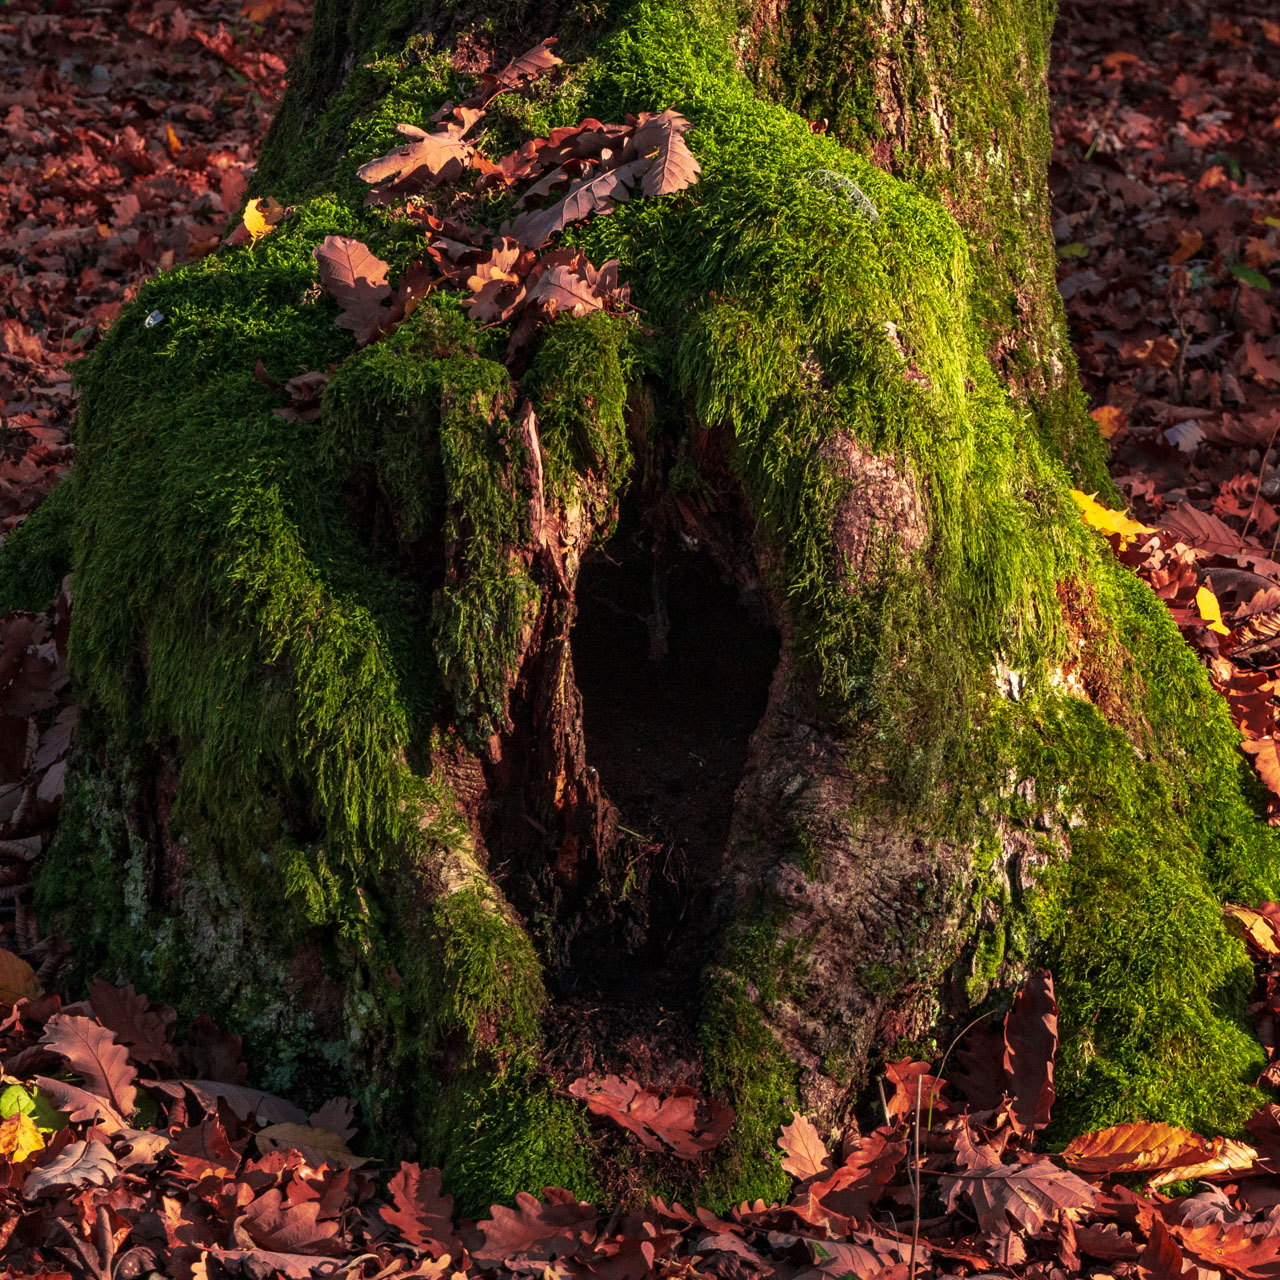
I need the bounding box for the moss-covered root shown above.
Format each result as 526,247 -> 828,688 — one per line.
13,0 -> 1280,1217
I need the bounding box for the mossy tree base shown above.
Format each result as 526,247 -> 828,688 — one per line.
12,0 -> 1280,1213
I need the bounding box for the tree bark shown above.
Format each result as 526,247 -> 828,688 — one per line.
16,0 -> 1280,1215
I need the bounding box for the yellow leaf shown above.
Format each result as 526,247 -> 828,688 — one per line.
1196,585 -> 1231,635
1089,405 -> 1127,439
0,948 -> 41,1005
243,197 -> 285,245
0,1112 -> 45,1164
1147,1136 -> 1258,1189
1068,490 -> 1155,547
1223,903 -> 1280,954
1064,1121 -> 1209,1175
255,1122 -> 368,1168
165,123 -> 181,156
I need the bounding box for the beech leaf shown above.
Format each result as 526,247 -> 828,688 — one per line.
1002,968 -> 1057,1135
1063,1121 -> 1212,1176
255,1121 -> 368,1169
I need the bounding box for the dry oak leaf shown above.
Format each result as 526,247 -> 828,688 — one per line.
239,1188 -> 345,1255
1002,968 -> 1057,1136
1160,503 -> 1247,559
380,1162 -> 458,1257
465,38 -> 563,108
1063,1121 -> 1211,1176
525,263 -> 610,317
87,978 -> 175,1068
1090,404 -> 1128,439
1139,1217 -> 1199,1280
255,1122 -> 368,1169
357,122 -> 474,191
940,1145 -> 1096,1236
473,1187 -> 598,1265
313,236 -> 393,346
207,1249 -> 337,1279
778,1110 -> 833,1181
629,110 -> 701,196
507,160 -> 646,247
0,1111 -> 44,1164
1224,903 -> 1280,954
883,1059 -> 948,1121
568,1075 -> 734,1158
153,1078 -> 308,1125
801,1128 -> 906,1221
23,1138 -> 117,1198
0,947 -> 41,1004
31,1075 -> 129,1134
40,1013 -> 138,1118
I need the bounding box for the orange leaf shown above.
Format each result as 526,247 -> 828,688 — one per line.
1146,1136 -> 1257,1189
0,948 -> 41,1005
1243,738 -> 1280,798
778,1110 -> 833,1181
1089,405 -> 1127,439
165,123 -> 181,156
1169,229 -> 1203,265
1223,903 -> 1280,954
1062,1121 -> 1210,1175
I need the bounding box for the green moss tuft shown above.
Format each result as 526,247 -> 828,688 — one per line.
0,482 -> 74,613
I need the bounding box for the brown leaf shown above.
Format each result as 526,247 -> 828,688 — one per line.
1145,1136 -> 1258,1189
568,1075 -> 734,1159
356,123 -> 473,191
940,1144 -> 1096,1236
474,1187 -> 597,1265
1002,968 -> 1057,1135
883,1059 -> 948,1121
255,1122 -> 368,1169
87,979 -> 175,1068
525,263 -> 608,317
507,161 -> 645,247
1242,738 -> 1280,798
32,1074 -> 129,1133
158,1078 -> 308,1125
1160,503 -> 1247,558
23,1138 -> 117,1197
312,235 -> 393,345
0,947 -> 42,1004
1063,1121 -> 1211,1176
630,110 -> 701,197
801,1128 -> 905,1221
495,38 -> 563,90
207,1250 -> 339,1279
40,1013 -> 138,1117
1138,1217 -> 1199,1280
1172,1219 -> 1280,1278
778,1111 -> 833,1181
380,1163 -> 458,1257
239,1188 -> 345,1256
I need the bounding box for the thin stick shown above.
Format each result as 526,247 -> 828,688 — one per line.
909,1074 -> 922,1280
1242,413 -> 1280,545
877,1076 -> 891,1127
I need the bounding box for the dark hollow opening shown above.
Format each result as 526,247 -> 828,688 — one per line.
565,499 -> 780,1006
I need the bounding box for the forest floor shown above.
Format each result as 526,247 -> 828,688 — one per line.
4,0 -> 1280,1276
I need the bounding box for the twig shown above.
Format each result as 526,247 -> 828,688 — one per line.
909,1074 -> 922,1280
877,1076 -> 891,1127
1242,413 -> 1280,545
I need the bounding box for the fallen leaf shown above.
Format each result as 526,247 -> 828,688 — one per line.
380,1163 -> 458,1257
255,1121 -> 368,1168
779,1111 -> 834,1181
1091,405 -> 1128,439
1197,585 -> 1232,635
474,1187 -> 597,1265
0,948 -> 42,1004
1224,903 -> 1280,952
23,1139 -> 117,1197
0,1112 -> 45,1164
568,1076 -> 733,1159
312,236 -> 393,345
1003,969 -> 1057,1136
1070,489 -> 1155,545
1063,1122 -> 1211,1176
40,1013 -> 138,1117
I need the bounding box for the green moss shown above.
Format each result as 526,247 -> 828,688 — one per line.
0,481 -> 73,613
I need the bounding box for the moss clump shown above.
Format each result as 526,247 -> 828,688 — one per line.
0,482 -> 73,613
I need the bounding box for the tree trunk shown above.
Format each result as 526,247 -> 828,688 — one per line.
13,0 -> 1280,1214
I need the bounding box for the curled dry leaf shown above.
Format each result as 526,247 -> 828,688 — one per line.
357,121 -> 474,192
1223,903 -> 1280,954
23,1138 -> 117,1197
1002,968 -> 1057,1136
1146,1136 -> 1259,1189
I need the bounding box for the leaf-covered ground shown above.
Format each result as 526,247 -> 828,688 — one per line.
7,0 -> 1280,1275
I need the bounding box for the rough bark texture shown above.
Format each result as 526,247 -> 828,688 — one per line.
10,0 -> 1280,1216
